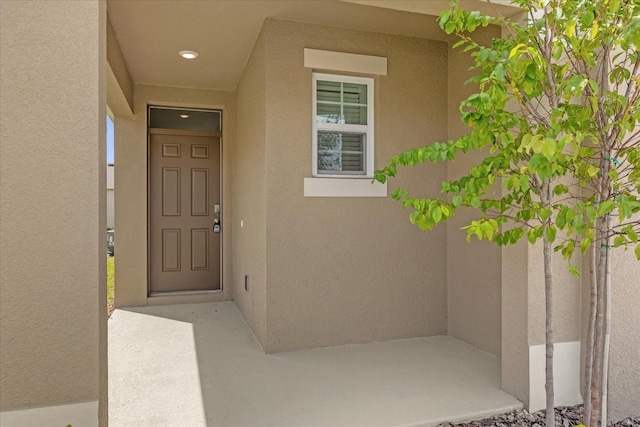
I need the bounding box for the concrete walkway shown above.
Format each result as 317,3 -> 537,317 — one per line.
108,302 -> 521,427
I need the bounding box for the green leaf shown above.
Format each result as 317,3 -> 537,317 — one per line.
539,208 -> 552,222
587,165 -> 599,178
565,19 -> 576,37
590,22 -> 599,40
589,96 -> 599,114
597,201 -> 615,217
636,243 -> 640,261
580,10 -> 594,27
432,206 -> 443,222
542,138 -> 557,159
557,209 -> 568,229
614,235 -> 627,247
510,227 -> 524,244
445,21 -> 455,34
553,184 -> 569,196
546,226 -> 557,243
509,43 -> 526,59
452,39 -> 466,49
561,240 -> 576,260
374,173 -> 387,184
439,10 -> 451,25
392,188 -> 408,201
568,265 -> 580,278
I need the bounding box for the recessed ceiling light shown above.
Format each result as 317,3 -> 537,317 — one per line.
180,114 -> 189,119
179,50 -> 198,59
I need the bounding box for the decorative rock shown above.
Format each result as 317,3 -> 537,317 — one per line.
439,405 -> 640,427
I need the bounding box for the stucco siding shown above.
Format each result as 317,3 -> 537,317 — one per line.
261,19 -> 448,353
233,30 -> 268,348
574,218 -> 640,421
526,241 -> 582,346
446,25 -> 503,358
0,0 -> 106,419
579,244 -> 640,421
598,246 -> 640,420
502,238 -> 531,404
106,14 -> 133,115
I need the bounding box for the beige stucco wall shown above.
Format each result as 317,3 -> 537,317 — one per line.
526,240 -> 583,411
580,242 -> 640,420
446,25 -> 503,358
114,84 -> 234,308
526,241 -> 582,346
500,166 -> 582,406
0,0 -> 107,422
233,30 -> 268,348
608,249 -> 640,419
501,211 -> 583,408
501,238 -> 531,403
106,14 -> 133,116
259,19 -> 448,353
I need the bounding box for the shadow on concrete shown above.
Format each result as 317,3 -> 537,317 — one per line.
108,302 -> 521,427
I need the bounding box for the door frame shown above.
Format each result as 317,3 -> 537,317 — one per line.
146,105 -> 224,296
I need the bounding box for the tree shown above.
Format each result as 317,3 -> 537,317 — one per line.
374,1 -> 640,426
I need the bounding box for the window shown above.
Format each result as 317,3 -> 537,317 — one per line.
313,73 -> 374,178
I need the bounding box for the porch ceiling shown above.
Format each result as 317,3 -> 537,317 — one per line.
106,0 -> 521,91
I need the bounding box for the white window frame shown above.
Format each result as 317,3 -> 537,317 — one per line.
312,73 -> 374,178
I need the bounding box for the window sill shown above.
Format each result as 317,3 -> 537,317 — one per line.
303,177 -> 387,198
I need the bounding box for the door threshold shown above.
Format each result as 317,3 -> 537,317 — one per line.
146,289 -> 228,306
149,290 -> 222,297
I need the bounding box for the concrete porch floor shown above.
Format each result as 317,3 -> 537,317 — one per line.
108,302 -> 522,427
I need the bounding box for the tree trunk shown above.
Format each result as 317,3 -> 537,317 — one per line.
590,222 -> 607,426
583,242 -> 598,426
543,234 -> 555,427
600,214 -> 612,427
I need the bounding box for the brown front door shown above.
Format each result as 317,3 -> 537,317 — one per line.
149,132 -> 221,293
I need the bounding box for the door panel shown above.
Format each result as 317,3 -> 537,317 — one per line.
191,229 -> 209,270
150,133 -> 221,292
191,169 -> 209,216
162,229 -> 181,271
162,168 -> 181,216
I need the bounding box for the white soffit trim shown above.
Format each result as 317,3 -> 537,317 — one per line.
304,177 -> 387,197
529,341 -> 582,412
304,48 -> 387,75
0,401 -> 98,427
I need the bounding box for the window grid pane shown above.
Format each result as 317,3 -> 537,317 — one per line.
316,80 -> 368,125
317,132 -> 365,175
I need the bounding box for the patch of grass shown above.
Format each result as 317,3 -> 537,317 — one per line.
107,256 -> 115,308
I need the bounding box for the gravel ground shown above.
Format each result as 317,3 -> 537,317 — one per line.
439,405 -> 640,427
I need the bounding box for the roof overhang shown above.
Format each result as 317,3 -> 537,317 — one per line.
106,0 -> 521,92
